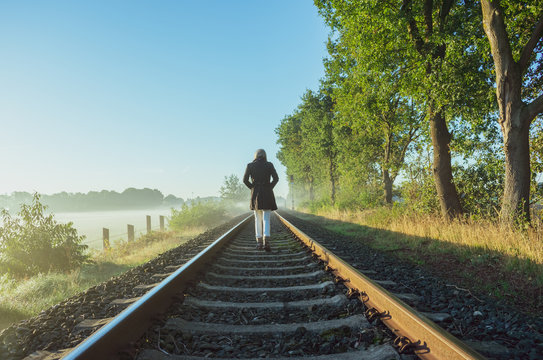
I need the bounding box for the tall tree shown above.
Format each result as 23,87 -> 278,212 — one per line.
276,112 -> 319,202
331,64 -> 423,204
276,89 -> 339,205
299,89 -> 339,205
316,0 -> 492,219
480,0 -> 543,223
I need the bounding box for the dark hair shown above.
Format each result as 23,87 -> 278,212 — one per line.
254,149 -> 267,161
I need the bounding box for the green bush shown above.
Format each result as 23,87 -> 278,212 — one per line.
334,184 -> 382,211
0,194 -> 90,277
169,201 -> 226,230
399,166 -> 440,215
454,159 -> 504,218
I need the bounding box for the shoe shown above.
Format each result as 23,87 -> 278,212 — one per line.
263,236 -> 271,252
256,244 -> 263,250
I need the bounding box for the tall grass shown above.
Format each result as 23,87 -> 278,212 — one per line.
0,227 -> 203,331
306,206 -> 543,284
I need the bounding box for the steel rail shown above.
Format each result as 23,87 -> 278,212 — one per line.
63,215 -> 252,360
276,212 -> 486,360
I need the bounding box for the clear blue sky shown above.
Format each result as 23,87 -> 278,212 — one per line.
0,1 -> 329,200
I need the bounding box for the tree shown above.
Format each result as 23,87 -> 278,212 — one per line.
276,111 -> 321,202
331,63 -> 423,204
480,0 -> 543,223
315,0 -> 492,219
298,88 -> 339,205
219,174 -> 247,202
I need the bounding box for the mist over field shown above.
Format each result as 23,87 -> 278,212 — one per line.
0,188 -> 229,249
54,209 -> 172,249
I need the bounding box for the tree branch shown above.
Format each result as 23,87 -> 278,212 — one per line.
518,13 -> 543,72
480,0 -> 515,83
424,0 -> 433,37
402,0 -> 424,53
524,93 -> 543,123
439,0 -> 454,30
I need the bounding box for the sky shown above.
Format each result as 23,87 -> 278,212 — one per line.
0,0 -> 329,200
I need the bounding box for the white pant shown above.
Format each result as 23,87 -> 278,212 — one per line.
254,210 -> 271,239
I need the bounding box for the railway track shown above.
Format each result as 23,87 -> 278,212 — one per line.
31,212 -> 484,360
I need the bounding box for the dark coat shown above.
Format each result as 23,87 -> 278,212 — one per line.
243,158 -> 279,210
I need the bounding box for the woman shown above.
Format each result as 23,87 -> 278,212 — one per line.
243,149 -> 279,251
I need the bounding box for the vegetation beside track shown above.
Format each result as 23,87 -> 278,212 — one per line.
294,207 -> 543,315
0,227 -> 204,332
0,184 -> 247,332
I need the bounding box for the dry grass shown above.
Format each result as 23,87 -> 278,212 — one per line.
295,206 -> 543,312
314,207 -> 543,266
97,227 -> 206,266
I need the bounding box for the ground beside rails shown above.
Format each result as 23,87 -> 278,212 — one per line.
1,210 -> 541,359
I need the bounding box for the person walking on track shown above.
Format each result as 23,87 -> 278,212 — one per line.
243,149 -> 279,252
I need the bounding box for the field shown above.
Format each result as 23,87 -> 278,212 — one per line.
53,209 -> 172,249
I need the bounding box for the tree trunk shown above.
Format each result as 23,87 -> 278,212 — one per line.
383,168 -> 393,204
480,0 -> 543,224
501,117 -> 531,223
494,55 -> 531,223
401,0 -> 462,219
382,129 -> 393,205
429,108 -> 463,219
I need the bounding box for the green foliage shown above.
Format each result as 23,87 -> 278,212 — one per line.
310,0 -> 496,215
276,88 -> 339,204
498,0 -> 543,98
399,157 -> 440,215
531,118 -> 543,204
455,158 -> 505,218
219,174 -> 247,202
275,0 -> 540,221
0,194 -> 90,277
169,201 -> 226,230
336,186 -> 383,211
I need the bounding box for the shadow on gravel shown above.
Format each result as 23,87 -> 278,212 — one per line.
286,210 -> 543,315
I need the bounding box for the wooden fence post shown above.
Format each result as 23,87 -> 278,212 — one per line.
160,215 -> 165,231
146,215 -> 151,234
103,228 -> 110,249
127,224 -> 134,242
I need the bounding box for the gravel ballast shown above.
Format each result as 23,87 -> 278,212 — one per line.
278,210 -> 543,360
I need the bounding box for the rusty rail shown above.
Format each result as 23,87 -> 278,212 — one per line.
276,212 -> 486,360
63,215 -> 252,360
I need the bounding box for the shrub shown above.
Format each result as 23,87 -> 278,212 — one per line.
399,168 -> 440,215
454,159 -> 504,218
169,201 -> 227,230
0,194 -> 90,277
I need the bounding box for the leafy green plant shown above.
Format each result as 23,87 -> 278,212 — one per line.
169,201 -> 226,230
0,194 -> 90,277
219,174 -> 247,202
454,158 -> 505,218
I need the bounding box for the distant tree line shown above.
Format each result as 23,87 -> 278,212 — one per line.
0,188 -> 185,212
277,0 -> 543,224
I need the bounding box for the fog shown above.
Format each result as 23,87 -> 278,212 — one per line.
54,209 -> 172,249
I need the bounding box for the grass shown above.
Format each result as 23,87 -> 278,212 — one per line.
0,226 -> 205,332
296,206 -> 543,313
